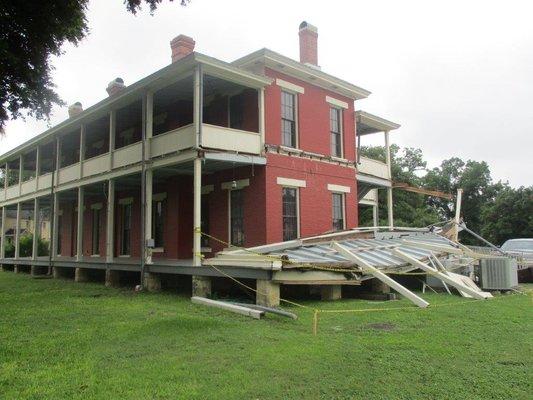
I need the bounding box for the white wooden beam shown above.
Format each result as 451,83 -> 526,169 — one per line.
392,248 -> 492,300
191,296 -> 264,319
332,242 -> 429,308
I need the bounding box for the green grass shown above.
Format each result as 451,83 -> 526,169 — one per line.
0,271 -> 531,400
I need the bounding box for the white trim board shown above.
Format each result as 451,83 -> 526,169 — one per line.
327,184 -> 351,193
276,177 -> 306,188
326,96 -> 349,109
276,78 -> 304,94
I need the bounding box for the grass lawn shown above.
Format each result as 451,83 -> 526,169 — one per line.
0,271 -> 531,399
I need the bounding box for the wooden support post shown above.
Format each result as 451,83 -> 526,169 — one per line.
454,188 -> 463,242
105,269 -> 120,287
332,242 -> 429,308
76,186 -> 84,261
106,180 -> 115,263
74,267 -> 89,283
392,248 -> 491,300
109,110 -> 116,171
320,285 -> 342,301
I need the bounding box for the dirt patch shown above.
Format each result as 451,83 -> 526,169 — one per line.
366,322 -> 396,331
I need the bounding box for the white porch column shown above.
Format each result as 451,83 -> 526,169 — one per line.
52,193 -> 59,258
35,146 -> 40,187
384,130 -> 394,229
0,207 -> 5,259
79,124 -> 85,179
193,157 -> 202,267
14,202 -> 21,259
76,186 -> 84,261
18,155 -> 23,192
109,111 -> 116,171
145,91 -> 153,157
106,180 -> 115,262
258,87 -> 265,150
144,169 -> 153,264
193,65 -> 201,147
32,197 -> 39,259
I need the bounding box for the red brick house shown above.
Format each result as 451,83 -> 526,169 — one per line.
0,22 -> 400,301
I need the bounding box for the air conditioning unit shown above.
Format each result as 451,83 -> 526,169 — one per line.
479,257 -> 518,290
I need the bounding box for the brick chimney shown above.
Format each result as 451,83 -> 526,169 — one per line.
170,34 -> 195,63
68,102 -> 83,118
106,77 -> 126,96
299,21 -> 318,67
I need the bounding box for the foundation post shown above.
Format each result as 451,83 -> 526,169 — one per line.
371,278 -> 391,294
320,285 -> 342,301
256,279 -> 280,307
105,269 -> 120,288
74,267 -> 89,283
143,272 -> 161,292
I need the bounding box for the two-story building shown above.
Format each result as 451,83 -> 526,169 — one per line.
0,22 -> 399,303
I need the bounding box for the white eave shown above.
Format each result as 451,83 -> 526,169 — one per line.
356,110 -> 400,135
232,48 -> 371,101
0,52 -> 272,164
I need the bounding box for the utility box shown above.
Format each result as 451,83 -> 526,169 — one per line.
479,257 -> 518,290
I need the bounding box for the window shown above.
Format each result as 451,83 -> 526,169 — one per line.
91,208 -> 100,255
201,197 -> 210,248
281,91 -> 296,147
332,193 -> 345,231
230,190 -> 244,246
229,93 -> 244,130
120,203 -> 132,255
282,187 -> 298,241
152,199 -> 164,248
330,107 -> 342,157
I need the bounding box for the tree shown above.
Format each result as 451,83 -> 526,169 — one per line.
0,0 -> 187,133
359,145 -> 440,227
480,186 -> 533,245
424,158 -> 503,242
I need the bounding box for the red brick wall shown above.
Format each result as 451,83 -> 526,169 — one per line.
264,153 -> 357,243
264,68 -> 356,161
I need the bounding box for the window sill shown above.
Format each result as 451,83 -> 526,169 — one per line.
331,156 -> 348,163
118,255 -> 131,258
90,254 -> 101,258
152,248 -> 164,253
279,145 -> 303,154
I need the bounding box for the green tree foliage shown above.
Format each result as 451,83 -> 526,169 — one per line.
359,145 -> 440,227
0,0 -> 186,133
359,145 -> 532,245
481,186 -> 533,245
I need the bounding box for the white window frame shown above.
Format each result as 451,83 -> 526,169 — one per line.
152,192 -> 167,253
329,106 -> 344,158
227,188 -> 245,247
281,186 -> 301,240
280,89 -> 299,149
331,192 -> 346,230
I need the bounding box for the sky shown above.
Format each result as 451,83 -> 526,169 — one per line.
1,0 -> 532,186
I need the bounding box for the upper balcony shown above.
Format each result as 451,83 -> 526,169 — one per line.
355,110 -> 400,199
0,53 -> 271,205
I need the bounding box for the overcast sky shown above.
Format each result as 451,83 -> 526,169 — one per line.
1,0 -> 531,186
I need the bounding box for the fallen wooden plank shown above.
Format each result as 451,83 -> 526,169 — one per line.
393,249 -> 492,300
232,303 -> 298,320
332,242 -> 430,308
191,297 -> 264,319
